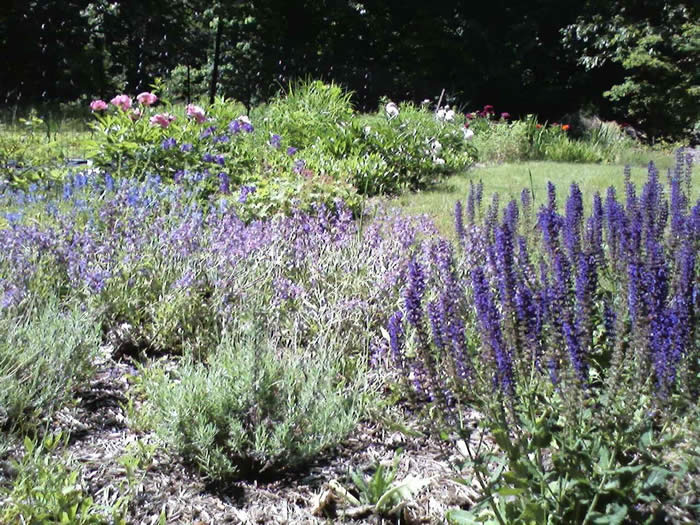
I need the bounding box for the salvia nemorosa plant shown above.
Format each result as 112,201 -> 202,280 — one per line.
389,152 -> 699,418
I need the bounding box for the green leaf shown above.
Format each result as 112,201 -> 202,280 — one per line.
446,509 -> 483,525
592,502 -> 628,524
496,487 -> 525,497
375,475 -> 432,512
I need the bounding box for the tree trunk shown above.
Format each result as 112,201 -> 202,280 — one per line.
209,18 -> 223,104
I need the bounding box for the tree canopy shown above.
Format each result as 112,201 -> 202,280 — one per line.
1,0 -> 697,138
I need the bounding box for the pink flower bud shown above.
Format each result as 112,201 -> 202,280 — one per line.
110,94 -> 133,111
149,113 -> 176,128
90,99 -> 108,112
129,109 -> 142,121
186,104 -> 206,123
136,92 -> 158,106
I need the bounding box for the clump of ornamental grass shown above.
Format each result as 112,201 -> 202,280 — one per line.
388,151 -> 699,523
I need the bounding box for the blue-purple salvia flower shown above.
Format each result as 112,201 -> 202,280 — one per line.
454,200 -> 465,243
238,185 -> 256,204
564,183 -> 583,260
269,134 -> 282,148
471,267 -> 514,396
200,126 -> 216,139
218,173 -> 230,194
538,183 -> 562,256
161,137 -> 177,150
388,310 -> 405,367
293,159 -> 306,174
287,146 -> 298,156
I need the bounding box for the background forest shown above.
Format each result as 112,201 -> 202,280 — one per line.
1,0 -> 698,140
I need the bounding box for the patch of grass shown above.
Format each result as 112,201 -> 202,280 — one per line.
396,160 -> 696,236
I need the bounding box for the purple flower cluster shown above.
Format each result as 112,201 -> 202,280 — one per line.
388,155 -> 698,407
1,175 -> 439,368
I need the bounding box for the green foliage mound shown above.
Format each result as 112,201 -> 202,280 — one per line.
0,300 -> 99,435
144,327 -> 369,481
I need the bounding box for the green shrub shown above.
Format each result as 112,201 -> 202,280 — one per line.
352,103 -> 475,194
447,382 -> 691,524
0,119 -> 75,189
471,119 -> 530,163
0,300 -> 100,433
145,326 -> 370,481
263,79 -> 354,149
544,136 -> 604,163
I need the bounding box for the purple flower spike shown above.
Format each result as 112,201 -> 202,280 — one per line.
471,267 -> 514,396
454,200 -> 465,243
238,185 -> 256,204
388,310 -> 405,368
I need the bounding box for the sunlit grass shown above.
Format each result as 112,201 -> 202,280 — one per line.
396,159 -> 697,236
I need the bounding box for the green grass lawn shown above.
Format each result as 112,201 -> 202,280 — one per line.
396,159 -> 698,236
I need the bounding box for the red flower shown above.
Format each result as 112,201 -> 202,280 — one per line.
561,124 -> 570,131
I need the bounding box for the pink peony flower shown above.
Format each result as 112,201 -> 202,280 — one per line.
110,94 -> 133,111
90,99 -> 108,112
129,109 -> 142,121
136,92 -> 158,106
149,113 -> 176,128
186,104 -> 206,123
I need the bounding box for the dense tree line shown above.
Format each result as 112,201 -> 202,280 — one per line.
1,0 -> 697,138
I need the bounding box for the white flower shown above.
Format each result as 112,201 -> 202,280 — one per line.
463,128 -> 474,141
434,157 -> 446,165
445,109 -> 455,122
421,99 -> 431,106
385,102 -> 399,119
436,108 -> 446,121
431,140 -> 443,153
237,115 -> 251,125
364,125 -> 372,135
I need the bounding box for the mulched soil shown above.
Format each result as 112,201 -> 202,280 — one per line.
1,345 -> 482,524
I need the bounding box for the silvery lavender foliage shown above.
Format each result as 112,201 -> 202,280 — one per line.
1,171 -> 437,364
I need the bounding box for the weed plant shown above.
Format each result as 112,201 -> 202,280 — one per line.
0,433 -> 127,524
